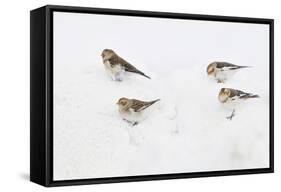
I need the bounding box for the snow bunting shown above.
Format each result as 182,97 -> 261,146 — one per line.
207,62 -> 250,83
101,49 -> 150,81
218,88 -> 259,120
116,97 -> 160,125
218,88 -> 259,104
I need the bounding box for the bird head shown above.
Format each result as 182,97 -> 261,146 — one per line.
116,97 -> 130,109
221,88 -> 231,96
101,49 -> 115,60
206,62 -> 216,76
218,88 -> 231,103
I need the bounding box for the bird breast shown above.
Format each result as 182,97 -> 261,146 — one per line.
216,69 -> 237,79
104,60 -> 123,75
218,93 -> 228,103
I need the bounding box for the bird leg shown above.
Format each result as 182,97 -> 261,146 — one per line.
115,78 -> 122,82
226,109 -> 235,120
123,119 -> 138,126
113,75 -> 122,82
123,119 -> 131,123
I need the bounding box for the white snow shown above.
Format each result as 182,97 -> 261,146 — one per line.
53,12 -> 270,180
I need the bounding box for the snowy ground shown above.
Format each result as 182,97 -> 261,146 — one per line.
53,12 -> 270,180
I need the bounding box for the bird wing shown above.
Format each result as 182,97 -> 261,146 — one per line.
109,55 -> 140,71
130,99 -> 153,112
110,55 -> 151,79
216,62 -> 244,71
229,89 -> 254,99
239,92 -> 259,99
120,60 -> 140,73
107,56 -> 124,67
229,89 -> 244,97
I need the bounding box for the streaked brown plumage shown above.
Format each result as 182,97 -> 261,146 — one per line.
207,61 -> 250,83
117,97 -> 160,125
101,49 -> 150,80
218,88 -> 259,103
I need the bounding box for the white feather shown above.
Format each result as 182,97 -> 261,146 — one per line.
104,60 -> 125,81
215,69 -> 237,81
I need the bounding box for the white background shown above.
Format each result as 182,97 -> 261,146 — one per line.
0,0 -> 279,191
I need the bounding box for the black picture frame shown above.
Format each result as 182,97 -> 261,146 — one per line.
30,5 -> 274,187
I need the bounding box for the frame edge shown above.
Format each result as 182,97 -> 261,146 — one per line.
30,6 -> 48,186
30,4 -> 274,187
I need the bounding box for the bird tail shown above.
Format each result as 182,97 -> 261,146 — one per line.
141,99 -> 160,111
126,69 -> 151,79
241,94 -> 260,99
238,66 -> 252,68
150,99 -> 160,105
229,65 -> 251,70
141,73 -> 151,79
136,71 -> 151,79
249,94 -> 260,98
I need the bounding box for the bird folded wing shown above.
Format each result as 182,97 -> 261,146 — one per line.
123,62 -> 139,72
229,89 -> 246,98
130,100 -> 151,112
216,62 -> 237,69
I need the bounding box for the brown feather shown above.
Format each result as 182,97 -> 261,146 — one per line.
130,99 -> 160,112
108,53 -> 151,79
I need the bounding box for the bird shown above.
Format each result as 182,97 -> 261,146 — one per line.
101,49 -> 150,81
207,61 -> 250,83
218,88 -> 259,120
218,88 -> 259,104
116,97 -> 160,125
